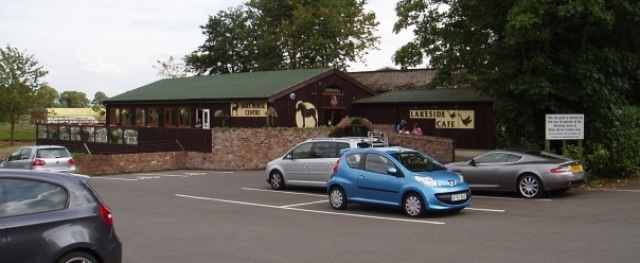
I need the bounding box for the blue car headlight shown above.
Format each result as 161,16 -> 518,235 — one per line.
415,175 -> 439,187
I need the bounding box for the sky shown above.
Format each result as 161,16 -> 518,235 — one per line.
0,0 -> 419,98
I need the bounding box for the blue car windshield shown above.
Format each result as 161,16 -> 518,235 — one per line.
391,152 -> 446,172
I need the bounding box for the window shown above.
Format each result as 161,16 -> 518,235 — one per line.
135,108 -> 146,126
290,142 -> 313,159
148,108 -> 159,126
109,108 -> 120,125
0,178 -> 68,218
36,148 -> 71,159
121,108 -> 131,126
365,154 -> 396,174
179,108 -> 191,127
346,153 -> 364,168
163,108 -> 179,127
475,153 -> 512,163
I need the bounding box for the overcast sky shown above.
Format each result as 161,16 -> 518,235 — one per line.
0,0 -> 419,98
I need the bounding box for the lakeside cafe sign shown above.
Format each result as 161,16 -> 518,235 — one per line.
545,114 -> 584,140
410,109 -> 475,129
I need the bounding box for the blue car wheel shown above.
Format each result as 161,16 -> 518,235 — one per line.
403,192 -> 426,217
329,186 -> 347,210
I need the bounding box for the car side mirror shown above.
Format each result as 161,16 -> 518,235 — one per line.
469,159 -> 477,166
387,167 -> 398,175
285,154 -> 293,160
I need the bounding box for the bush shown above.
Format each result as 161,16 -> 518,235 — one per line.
565,106 -> 640,178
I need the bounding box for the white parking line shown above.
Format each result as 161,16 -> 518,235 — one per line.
585,189 -> 640,193
175,194 -> 446,225
473,195 -> 552,202
243,188 -> 507,212
280,200 -> 328,208
466,207 -> 506,212
242,187 -> 326,197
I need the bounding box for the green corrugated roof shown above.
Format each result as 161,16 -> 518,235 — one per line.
106,68 -> 332,102
353,88 -> 493,104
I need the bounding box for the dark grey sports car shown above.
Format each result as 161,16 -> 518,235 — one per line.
445,149 -> 586,198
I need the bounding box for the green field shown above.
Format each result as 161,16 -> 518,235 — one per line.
0,123 -> 37,157
0,123 -> 37,141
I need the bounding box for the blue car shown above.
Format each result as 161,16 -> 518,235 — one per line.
327,147 -> 472,217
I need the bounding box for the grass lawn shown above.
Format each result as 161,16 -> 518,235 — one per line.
0,123 -> 37,157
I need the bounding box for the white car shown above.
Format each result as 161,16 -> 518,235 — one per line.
0,145 -> 76,173
266,137 -> 388,190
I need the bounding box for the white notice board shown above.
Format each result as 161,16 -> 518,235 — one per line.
545,114 -> 584,140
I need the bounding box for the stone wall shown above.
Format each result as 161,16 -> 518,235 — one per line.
75,126 -> 454,175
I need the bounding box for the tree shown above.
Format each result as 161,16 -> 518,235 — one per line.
185,6 -> 258,75
394,0 -> 640,176
35,85 -> 59,108
58,91 -> 90,108
0,45 -> 48,145
185,0 -> 380,74
154,56 -> 191,78
91,91 -> 108,112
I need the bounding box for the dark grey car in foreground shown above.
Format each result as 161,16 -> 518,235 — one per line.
0,169 -> 122,263
445,149 -> 586,198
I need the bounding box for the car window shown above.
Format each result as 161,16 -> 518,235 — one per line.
37,148 -> 71,158
312,141 -> 335,158
8,148 -> 22,161
364,153 -> 396,174
290,142 -> 313,159
505,154 -> 523,162
19,148 -> 33,160
0,178 -> 68,218
345,153 -> 364,168
475,153 -> 510,163
391,152 -> 446,172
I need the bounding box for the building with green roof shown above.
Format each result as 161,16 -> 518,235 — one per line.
104,68 -> 376,129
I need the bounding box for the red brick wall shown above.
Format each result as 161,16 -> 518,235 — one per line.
75,126 -> 454,175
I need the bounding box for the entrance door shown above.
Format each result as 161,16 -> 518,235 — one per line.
202,109 -> 210,129
324,110 -> 343,126
196,109 -> 211,129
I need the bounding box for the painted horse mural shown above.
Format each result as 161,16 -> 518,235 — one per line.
295,101 -> 318,128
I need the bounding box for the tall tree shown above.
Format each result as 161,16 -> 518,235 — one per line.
91,91 -> 108,112
58,91 -> 90,108
154,56 -> 191,78
394,0 -> 639,146
185,0 -> 380,74
0,45 -> 48,145
186,6 -> 258,75
35,85 -> 59,108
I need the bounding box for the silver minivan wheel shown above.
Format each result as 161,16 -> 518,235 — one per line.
404,192 -> 426,217
270,171 -> 285,190
329,186 -> 347,210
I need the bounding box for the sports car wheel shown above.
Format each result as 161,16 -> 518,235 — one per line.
329,186 -> 347,210
403,192 -> 426,217
518,174 -> 543,198
57,251 -> 98,263
269,171 -> 285,190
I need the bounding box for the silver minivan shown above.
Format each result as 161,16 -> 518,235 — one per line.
1,145 -> 76,173
265,137 -> 388,190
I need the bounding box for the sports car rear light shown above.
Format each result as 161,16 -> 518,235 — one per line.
332,158 -> 341,174
32,159 -> 46,166
68,158 -> 76,165
551,165 -> 571,174
100,204 -> 114,227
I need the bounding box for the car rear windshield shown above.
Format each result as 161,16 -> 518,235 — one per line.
391,152 -> 446,172
36,148 -> 71,158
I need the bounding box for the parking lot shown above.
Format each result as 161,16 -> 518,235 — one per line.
90,170 -> 640,263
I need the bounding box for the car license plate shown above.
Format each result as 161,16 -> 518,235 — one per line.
451,193 -> 467,202
571,164 -> 583,173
